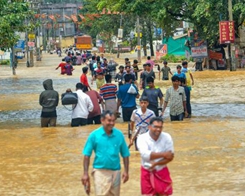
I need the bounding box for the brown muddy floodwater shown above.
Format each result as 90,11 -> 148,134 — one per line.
0,54 -> 245,196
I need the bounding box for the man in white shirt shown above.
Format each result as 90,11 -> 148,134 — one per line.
137,117 -> 174,196
71,83 -> 94,126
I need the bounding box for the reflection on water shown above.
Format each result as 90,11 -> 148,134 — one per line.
1,55 -> 245,195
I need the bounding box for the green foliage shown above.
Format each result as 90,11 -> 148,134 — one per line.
95,0 -> 245,46
0,59 -> 10,65
161,54 -> 187,63
79,0 -> 137,51
0,0 -> 34,50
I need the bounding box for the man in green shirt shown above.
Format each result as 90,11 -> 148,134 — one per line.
81,111 -> 130,195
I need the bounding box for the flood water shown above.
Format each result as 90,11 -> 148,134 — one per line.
0,54 -> 245,196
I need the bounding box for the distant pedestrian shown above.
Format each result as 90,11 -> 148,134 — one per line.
80,67 -> 91,91
140,63 -> 155,90
115,65 -> 125,87
55,61 -> 66,75
107,58 -> 118,79
181,61 -> 194,91
161,61 -> 173,80
81,111 -> 130,196
145,56 -> 155,70
39,79 -> 59,127
132,59 -> 140,80
93,62 -> 105,90
137,117 -> 174,196
162,76 -> 188,121
180,78 -> 191,118
65,59 -> 74,75
76,52 -> 82,65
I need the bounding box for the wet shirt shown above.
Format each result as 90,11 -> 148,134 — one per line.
174,72 -> 186,79
83,126 -> 130,170
117,83 -> 139,108
86,90 -> 102,118
137,131 -> 174,171
115,72 -> 124,86
161,66 -> 171,79
182,68 -> 192,87
142,87 -> 163,107
141,70 -> 155,89
130,108 -> 155,134
80,74 -> 89,88
100,83 -> 117,100
165,86 -> 186,116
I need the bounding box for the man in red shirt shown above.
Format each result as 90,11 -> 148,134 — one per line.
80,67 -> 92,91
55,61 -> 66,74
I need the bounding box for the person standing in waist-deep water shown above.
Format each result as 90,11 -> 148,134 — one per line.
161,60 -> 173,80
83,87 -> 104,125
39,79 -> 59,127
65,58 -> 74,75
129,96 -> 155,150
162,76 -> 188,121
80,66 -> 92,91
142,76 -> 164,117
117,74 -> 140,122
140,63 -> 155,90
137,117 -> 174,196
100,74 -> 118,115
81,111 -> 130,196
70,83 -> 94,127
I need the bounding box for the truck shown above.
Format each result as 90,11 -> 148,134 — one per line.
75,35 -> 93,50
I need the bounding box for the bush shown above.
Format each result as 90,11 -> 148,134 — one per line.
0,60 -> 10,65
160,54 -> 188,63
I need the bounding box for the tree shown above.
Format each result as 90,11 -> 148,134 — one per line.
79,0 -> 137,53
97,0 -> 245,47
0,0 -> 34,75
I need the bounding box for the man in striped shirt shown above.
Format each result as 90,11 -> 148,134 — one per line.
100,74 -> 118,115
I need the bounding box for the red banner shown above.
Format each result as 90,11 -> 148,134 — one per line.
219,21 -> 235,44
208,50 -> 223,60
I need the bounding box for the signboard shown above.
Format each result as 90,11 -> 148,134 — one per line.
14,40 -> 25,50
209,50 -> 223,60
191,40 -> 208,58
118,28 -> 123,38
28,42 -> 35,47
96,40 -> 102,47
76,44 -> 92,49
28,34 -> 35,40
156,44 -> 167,60
219,21 -> 235,44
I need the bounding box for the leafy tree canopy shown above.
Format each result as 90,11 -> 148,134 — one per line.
0,0 -> 34,50
96,0 -> 245,45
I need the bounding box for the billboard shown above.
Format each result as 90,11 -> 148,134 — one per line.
219,21 -> 235,44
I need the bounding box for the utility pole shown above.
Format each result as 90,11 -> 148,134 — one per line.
117,14 -> 123,58
136,16 -> 141,63
228,0 -> 236,71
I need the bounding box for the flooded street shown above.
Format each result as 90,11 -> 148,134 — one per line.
0,54 -> 245,196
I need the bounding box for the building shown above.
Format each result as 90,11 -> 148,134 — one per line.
37,1 -> 83,49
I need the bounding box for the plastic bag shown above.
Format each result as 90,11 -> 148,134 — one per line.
127,84 -> 137,94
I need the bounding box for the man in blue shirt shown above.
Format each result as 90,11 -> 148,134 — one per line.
174,65 -> 186,83
82,110 -> 130,195
117,74 -> 140,122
